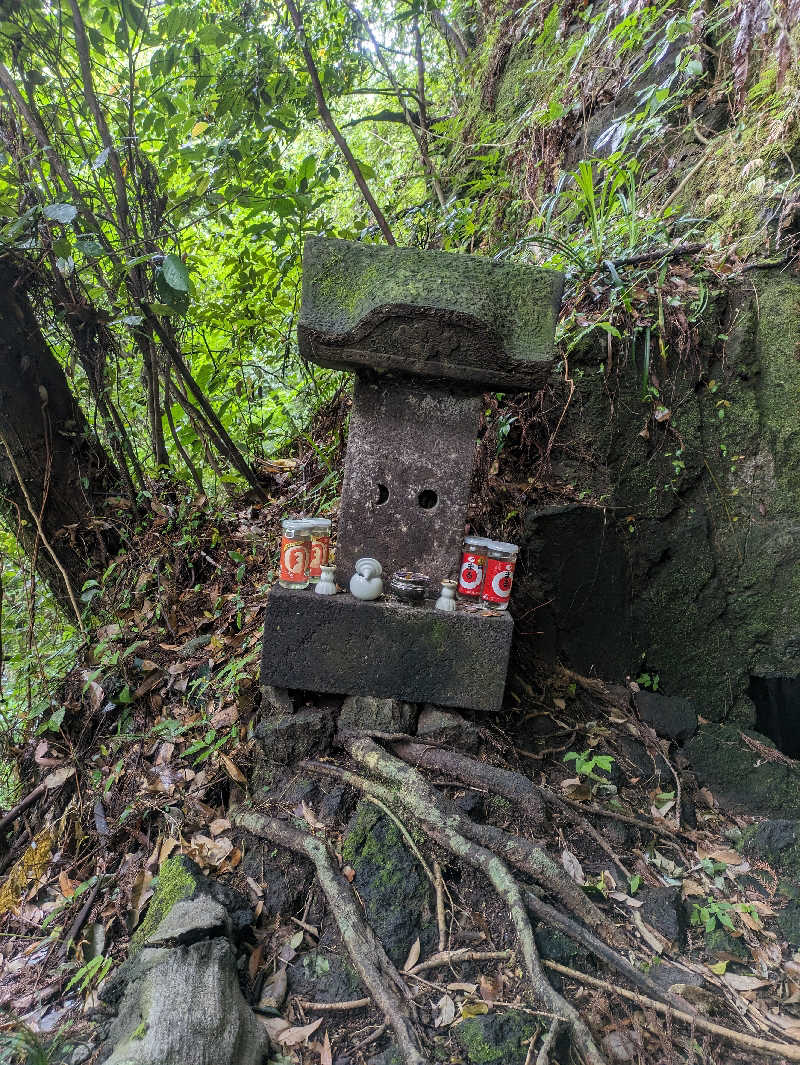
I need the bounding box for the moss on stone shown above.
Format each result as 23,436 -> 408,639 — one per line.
454,1010 -> 541,1064
341,801 -> 435,967
129,856 -> 199,954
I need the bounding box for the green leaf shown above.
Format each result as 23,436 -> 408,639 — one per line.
161,252 -> 190,292
76,234 -> 105,257
43,203 -> 78,224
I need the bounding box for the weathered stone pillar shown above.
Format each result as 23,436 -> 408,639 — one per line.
261,237 -> 562,712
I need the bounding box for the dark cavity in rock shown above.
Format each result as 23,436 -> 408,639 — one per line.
748,674 -> 800,757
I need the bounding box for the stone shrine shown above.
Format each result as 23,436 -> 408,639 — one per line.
261,237 -> 562,712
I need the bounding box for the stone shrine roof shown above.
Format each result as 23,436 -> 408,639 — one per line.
298,237 -> 564,391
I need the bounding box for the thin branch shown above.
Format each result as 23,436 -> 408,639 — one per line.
283,0 -> 396,245
346,2 -> 445,208
0,439 -> 85,634
428,6 -> 470,62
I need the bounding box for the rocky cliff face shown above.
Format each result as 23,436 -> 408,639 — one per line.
516,270 -> 800,737
454,5 -> 800,739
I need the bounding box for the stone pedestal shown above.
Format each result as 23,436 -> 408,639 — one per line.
261,237 -> 563,713
261,586 -> 513,713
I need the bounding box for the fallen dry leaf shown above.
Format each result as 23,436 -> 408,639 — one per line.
434,993 -> 456,1028
320,1029 -> 332,1065
43,765 -> 75,789
696,845 -> 742,866
724,972 -> 769,992
403,936 -> 421,972
561,849 -> 585,884
279,1017 -> 323,1046
220,753 -> 246,783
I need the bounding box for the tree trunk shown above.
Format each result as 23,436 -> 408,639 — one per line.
0,257 -> 122,615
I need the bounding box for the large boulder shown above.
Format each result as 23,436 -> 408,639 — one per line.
514,271 -> 800,723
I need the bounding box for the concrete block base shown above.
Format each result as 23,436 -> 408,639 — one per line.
260,586 -> 513,713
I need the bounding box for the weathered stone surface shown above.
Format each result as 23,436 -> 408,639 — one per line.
515,272 -> 800,722
334,375 -> 481,586
342,801 -> 436,967
741,819 -> 800,899
339,695 -> 417,734
144,898 -> 228,948
686,725 -> 800,819
748,675 -> 800,758
255,708 -> 334,765
417,706 -> 480,750
287,948 -> 363,1004
298,237 -> 563,390
100,857 -> 267,1065
613,734 -> 671,786
514,504 -> 633,681
102,938 -> 269,1065
704,926 -> 748,960
635,691 -> 698,743
640,886 -> 688,947
260,586 -> 513,712
777,901 -> 800,947
260,684 -> 294,718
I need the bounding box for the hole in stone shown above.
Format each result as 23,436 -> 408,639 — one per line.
748,675 -> 800,758
375,483 -> 389,506
418,489 -> 438,509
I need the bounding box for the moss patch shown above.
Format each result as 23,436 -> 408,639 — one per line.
129,856 -> 199,954
454,1010 -> 542,1064
342,801 -> 435,967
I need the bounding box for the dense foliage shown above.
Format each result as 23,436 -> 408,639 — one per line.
1,0 -> 799,774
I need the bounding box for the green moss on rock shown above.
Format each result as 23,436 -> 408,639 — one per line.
686,725 -> 800,820
341,801 -> 435,967
129,856 -> 199,954
454,1010 -> 541,1064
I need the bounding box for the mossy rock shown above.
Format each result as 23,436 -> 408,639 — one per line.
685,725 -> 800,820
453,1010 -> 542,1064
341,801 -> 436,968
704,926 -> 749,960
130,856 -> 201,954
129,856 -> 252,955
741,819 -> 800,900
777,901 -> 800,948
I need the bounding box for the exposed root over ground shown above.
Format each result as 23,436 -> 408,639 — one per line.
228,723 -> 800,1065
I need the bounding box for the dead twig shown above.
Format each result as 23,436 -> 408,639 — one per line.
543,960 -> 800,1061
434,861 -> 447,952
60,871 -> 106,958
0,781 -> 47,836
408,949 -> 513,976
296,997 -> 371,1012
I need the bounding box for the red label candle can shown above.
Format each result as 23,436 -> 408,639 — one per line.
458,536 -> 492,598
279,519 -> 311,588
308,518 -> 332,581
481,541 -> 518,610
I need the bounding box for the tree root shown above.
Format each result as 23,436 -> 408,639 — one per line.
233,809 -> 426,1065
340,737 -> 611,943
521,890 -> 695,1015
393,740 -> 632,879
543,959 -> 800,1062
322,736 -> 608,1065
